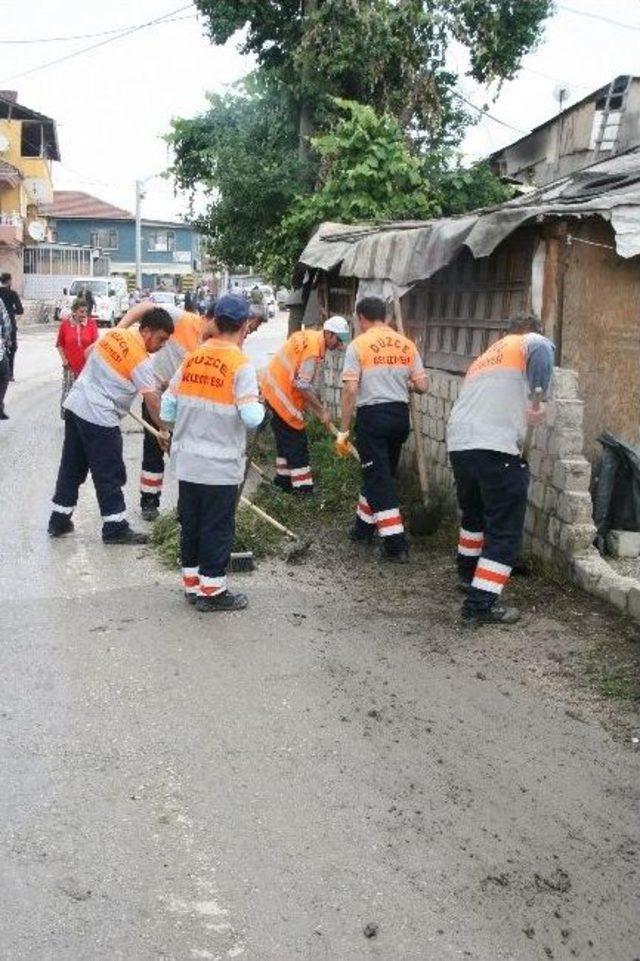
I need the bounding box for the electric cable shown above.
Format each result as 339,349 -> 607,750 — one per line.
0,5 -> 195,84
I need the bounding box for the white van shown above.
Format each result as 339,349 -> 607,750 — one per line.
66,277 -> 129,327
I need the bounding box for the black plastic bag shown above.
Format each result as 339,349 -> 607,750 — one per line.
593,431 -> 640,552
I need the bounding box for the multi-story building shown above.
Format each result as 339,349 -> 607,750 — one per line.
0,90 -> 60,292
42,191 -> 201,291
490,75 -> 640,187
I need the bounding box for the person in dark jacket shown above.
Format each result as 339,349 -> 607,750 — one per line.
0,273 -> 23,381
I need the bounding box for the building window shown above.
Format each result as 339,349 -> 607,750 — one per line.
147,230 -> 175,252
21,121 -> 44,158
89,228 -> 119,250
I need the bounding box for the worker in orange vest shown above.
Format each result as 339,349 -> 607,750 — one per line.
261,316 -> 350,494
48,305 -> 174,544
337,297 -> 428,562
119,299 -> 206,520
447,312 -> 554,627
160,294 -> 264,612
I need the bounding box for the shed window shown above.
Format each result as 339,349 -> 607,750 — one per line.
147,230 -> 175,252
90,229 -> 119,250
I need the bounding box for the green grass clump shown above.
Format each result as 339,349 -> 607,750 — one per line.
151,418 -> 362,569
585,648 -> 640,701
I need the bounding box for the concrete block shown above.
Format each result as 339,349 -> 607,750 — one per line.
606,530 -> 640,559
559,522 -> 597,556
628,585 -> 640,622
434,419 -> 445,442
544,487 -> 559,514
529,535 -> 545,559
552,458 -> 591,493
533,508 -> 548,538
527,449 -> 544,477
572,554 -> 606,593
549,429 -> 584,460
553,367 -> 579,400
606,576 -> 636,613
556,491 -> 594,525
529,481 -> 545,510
524,506 -> 535,535
551,399 -> 584,431
546,515 -> 563,548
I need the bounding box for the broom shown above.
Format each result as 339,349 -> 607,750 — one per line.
127,409 -> 308,565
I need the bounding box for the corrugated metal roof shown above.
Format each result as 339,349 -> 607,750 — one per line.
298,147 -> 640,289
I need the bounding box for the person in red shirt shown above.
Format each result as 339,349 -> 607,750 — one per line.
55,298 -> 99,417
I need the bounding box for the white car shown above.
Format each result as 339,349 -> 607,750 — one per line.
149,291 -> 178,307
67,277 -> 129,327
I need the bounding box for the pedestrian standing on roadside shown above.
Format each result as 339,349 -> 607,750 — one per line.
447,313 -> 554,627
55,299 -> 99,418
160,294 -> 264,612
336,297 -> 428,562
47,303 -> 174,545
0,272 -> 23,382
0,298 -> 12,420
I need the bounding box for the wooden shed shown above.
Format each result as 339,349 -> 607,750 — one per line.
297,147 -> 640,461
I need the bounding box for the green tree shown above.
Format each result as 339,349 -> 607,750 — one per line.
194,0 -> 552,153
170,1 -> 552,279
169,76 -> 300,269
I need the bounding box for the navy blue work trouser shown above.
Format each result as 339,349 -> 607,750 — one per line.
354,401 -> 410,554
179,480 -> 237,580
140,397 -> 165,507
267,404 -> 313,492
50,410 -> 129,539
449,449 -> 529,611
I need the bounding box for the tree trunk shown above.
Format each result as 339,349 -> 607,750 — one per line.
298,0 -> 318,179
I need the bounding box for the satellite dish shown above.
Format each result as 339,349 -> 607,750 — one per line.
27,221 -> 45,242
553,86 -> 571,111
0,133 -> 9,153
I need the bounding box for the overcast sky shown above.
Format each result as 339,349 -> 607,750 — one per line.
1,0 -> 639,222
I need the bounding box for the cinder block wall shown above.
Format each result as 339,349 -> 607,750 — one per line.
323,354 -> 596,567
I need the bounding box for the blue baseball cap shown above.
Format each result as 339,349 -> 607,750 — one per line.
215,293 -> 251,325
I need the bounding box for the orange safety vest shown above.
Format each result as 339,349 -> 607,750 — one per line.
172,310 -> 205,353
261,329 -> 325,430
95,326 -> 149,380
465,334 -> 526,381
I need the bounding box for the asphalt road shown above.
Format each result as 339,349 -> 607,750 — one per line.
1,327 -> 639,961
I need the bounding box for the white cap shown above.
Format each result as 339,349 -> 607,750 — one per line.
323,315 -> 349,337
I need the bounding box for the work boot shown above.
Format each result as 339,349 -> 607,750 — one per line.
460,604 -> 521,628
140,493 -> 160,522
48,515 -> 74,537
273,475 -> 292,494
195,591 -> 248,613
348,521 -> 375,544
184,592 -> 198,606
103,527 -> 149,546
0,411 -> 8,420
457,578 -> 472,594
379,544 -> 410,564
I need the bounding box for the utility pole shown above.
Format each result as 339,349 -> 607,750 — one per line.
135,179 -> 144,290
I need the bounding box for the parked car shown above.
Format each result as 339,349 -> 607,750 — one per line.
149,291 -> 178,307
66,277 -> 129,327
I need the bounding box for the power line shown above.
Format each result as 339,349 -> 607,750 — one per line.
453,91 -> 527,134
0,14 -> 195,44
557,3 -> 640,32
0,5 -> 195,83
